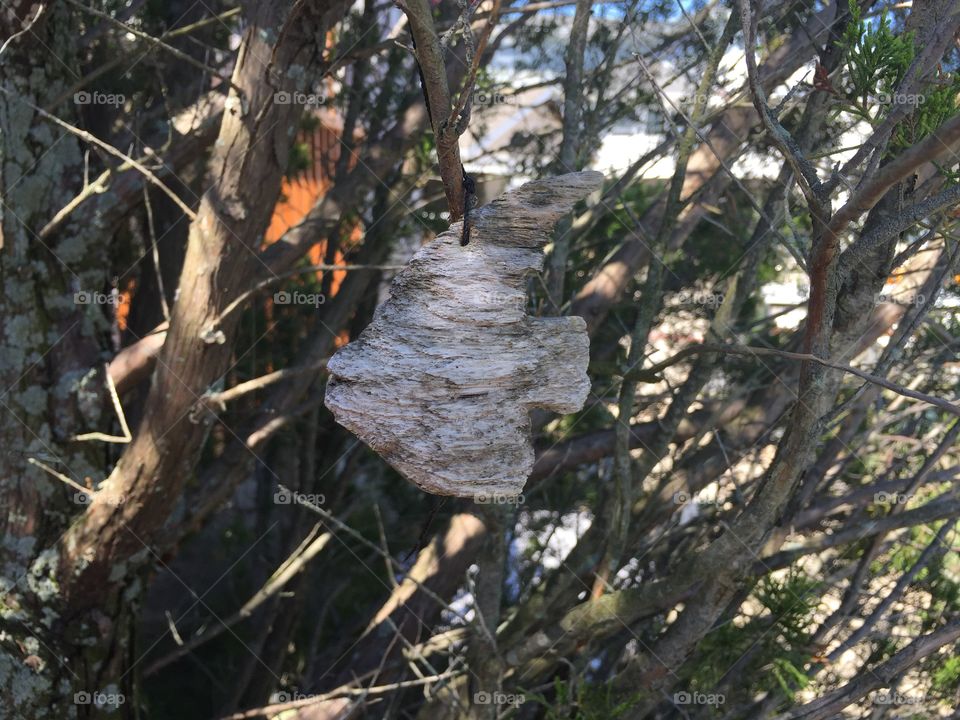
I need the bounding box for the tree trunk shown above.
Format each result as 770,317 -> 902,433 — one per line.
0,3 -> 346,716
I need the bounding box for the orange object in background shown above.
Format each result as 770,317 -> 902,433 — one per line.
116,278 -> 135,331
118,111 -> 360,336
263,110 -> 363,299
263,110 -> 365,352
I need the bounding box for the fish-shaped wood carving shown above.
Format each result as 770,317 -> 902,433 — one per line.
325,171 -> 603,497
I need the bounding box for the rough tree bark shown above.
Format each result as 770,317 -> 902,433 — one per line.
0,2 -> 347,716
325,172 -> 603,496
0,5 -> 110,716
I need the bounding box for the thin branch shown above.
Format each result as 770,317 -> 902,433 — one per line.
827,112 -> 960,239
3,90 -> 198,221
203,360 -> 329,408
737,0 -> 826,210
446,0 -> 501,134
826,521 -> 954,661
44,8 -> 241,111
285,487 -> 475,626
373,504 -> 399,590
625,343 -> 960,416
629,51 -> 813,285
142,185 -> 170,321
210,263 -> 403,330
72,364 -> 132,444
543,0 -> 591,311
776,618 -> 960,720
38,169 -> 112,240
26,458 -> 89,494
218,669 -> 463,719
63,0 -> 241,95
144,527 -> 332,676
841,182 -> 960,266
824,2 -> 960,196
397,0 -> 467,219
0,4 -> 45,59
761,493 -> 960,571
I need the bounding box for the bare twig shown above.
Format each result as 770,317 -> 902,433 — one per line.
3,90 -> 198,221
446,0 -> 501,134
827,112 -> 960,239
27,457 -> 88,494
737,0 -> 827,210
63,0 -> 241,94
37,169 -> 112,240
218,670 -> 462,719
826,521 -> 954,661
0,4 -> 45,59
775,618 -> 960,720
144,527 -> 332,676
544,0 -> 591,311
72,364 -> 132,443
210,262 -> 402,329
626,343 -> 960,417
762,493 -> 960,571
142,185 -> 170,321
286,487 -> 475,625
397,0 -> 467,219
203,361 -> 329,408
45,8 -> 241,110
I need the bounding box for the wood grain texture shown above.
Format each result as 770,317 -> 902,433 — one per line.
325,171 -> 604,497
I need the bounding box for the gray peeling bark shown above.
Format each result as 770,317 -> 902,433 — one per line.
325,172 -> 604,497
0,7 -> 114,717
60,0 -> 347,612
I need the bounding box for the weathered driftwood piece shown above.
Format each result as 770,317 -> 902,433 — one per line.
325,171 -> 603,497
